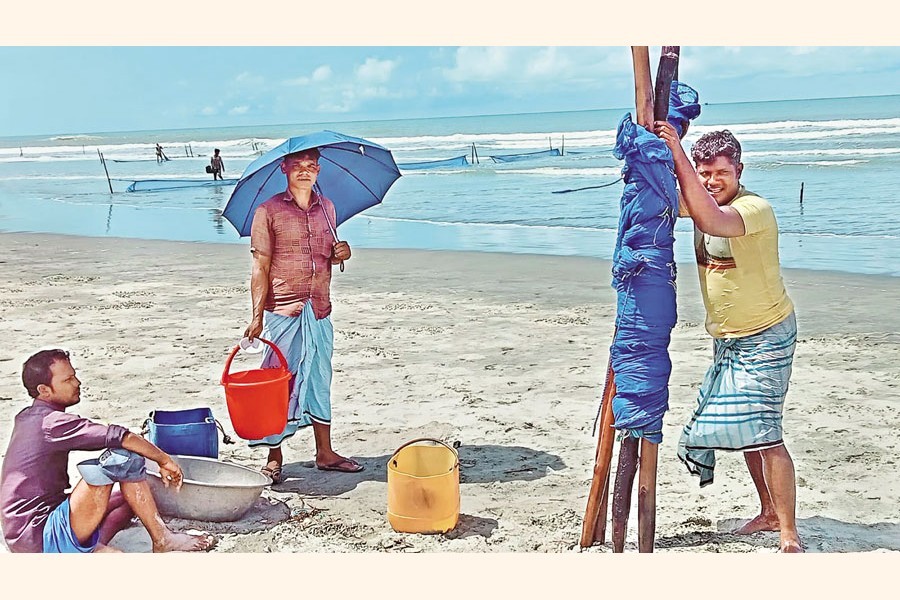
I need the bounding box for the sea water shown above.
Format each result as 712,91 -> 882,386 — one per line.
1,94 -> 899,276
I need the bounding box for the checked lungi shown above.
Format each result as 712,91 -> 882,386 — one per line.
677,312 -> 797,486
248,300 -> 334,448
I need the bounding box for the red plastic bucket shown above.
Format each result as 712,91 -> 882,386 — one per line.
221,338 -> 291,440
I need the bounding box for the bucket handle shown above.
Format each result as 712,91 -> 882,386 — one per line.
221,337 -> 290,385
390,437 -> 460,468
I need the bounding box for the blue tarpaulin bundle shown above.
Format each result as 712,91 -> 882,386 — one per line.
608,82 -> 700,443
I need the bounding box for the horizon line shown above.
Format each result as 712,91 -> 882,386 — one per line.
3,92 -> 899,140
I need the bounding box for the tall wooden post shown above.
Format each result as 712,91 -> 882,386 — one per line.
98,149 -> 113,193
632,47 -> 654,128
653,47 -> 681,123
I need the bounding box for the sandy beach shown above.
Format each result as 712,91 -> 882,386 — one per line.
0,232 -> 897,553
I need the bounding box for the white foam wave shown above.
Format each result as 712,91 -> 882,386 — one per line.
499,167 -> 621,177
48,134 -> 103,141
744,148 -> 900,158
0,175 -> 109,181
772,159 -> 869,166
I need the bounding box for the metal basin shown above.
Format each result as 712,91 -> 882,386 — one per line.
146,455 -> 271,522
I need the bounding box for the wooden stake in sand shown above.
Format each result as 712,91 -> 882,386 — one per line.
581,46 -> 680,553
580,360 -> 617,546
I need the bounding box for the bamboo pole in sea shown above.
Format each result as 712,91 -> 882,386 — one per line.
98,149 -> 113,194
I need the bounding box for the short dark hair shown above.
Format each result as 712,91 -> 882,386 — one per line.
284,148 -> 320,162
22,349 -> 70,398
691,130 -> 742,166
214,148 -> 220,154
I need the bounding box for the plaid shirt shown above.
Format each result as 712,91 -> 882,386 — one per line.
250,190 -> 337,319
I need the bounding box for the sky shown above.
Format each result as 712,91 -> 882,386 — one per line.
2,46 -> 900,137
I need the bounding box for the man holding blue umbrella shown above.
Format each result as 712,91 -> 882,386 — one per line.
243,147 -> 362,483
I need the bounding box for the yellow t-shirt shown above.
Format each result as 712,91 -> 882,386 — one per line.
694,187 -> 794,338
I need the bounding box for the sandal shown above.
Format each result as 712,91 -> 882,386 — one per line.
261,463 -> 285,484
316,458 -> 364,473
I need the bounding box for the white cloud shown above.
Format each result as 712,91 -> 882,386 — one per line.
526,47 -> 572,78
228,105 -> 249,115
235,71 -> 264,86
356,58 -> 396,84
283,76 -> 310,86
200,106 -> 217,116
312,65 -> 332,82
283,65 -> 332,86
444,47 -> 512,82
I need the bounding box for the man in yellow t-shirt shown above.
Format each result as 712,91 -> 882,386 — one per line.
655,125 -> 802,553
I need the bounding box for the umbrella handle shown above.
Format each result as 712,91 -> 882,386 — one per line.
316,187 -> 345,272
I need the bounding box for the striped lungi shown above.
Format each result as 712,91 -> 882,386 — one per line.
248,301 -> 334,448
677,312 -> 796,486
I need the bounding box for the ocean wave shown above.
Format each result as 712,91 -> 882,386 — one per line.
0,174 -> 110,181
48,134 -> 103,142
744,147 -> 900,158
713,117 -> 900,133
499,167 -> 622,177
770,159 -> 869,166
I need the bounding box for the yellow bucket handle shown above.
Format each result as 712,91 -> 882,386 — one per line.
390,437 -> 459,469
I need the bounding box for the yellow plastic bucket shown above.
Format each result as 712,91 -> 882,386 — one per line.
387,438 -> 459,534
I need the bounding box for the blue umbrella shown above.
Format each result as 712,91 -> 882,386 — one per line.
223,130 -> 401,237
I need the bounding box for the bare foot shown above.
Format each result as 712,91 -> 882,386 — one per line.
734,513 -> 780,534
152,531 -> 217,553
780,539 -> 804,553
93,543 -> 123,553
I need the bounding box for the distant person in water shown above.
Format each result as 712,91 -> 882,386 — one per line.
210,148 -> 225,180
155,143 -> 169,163
0,349 -> 216,553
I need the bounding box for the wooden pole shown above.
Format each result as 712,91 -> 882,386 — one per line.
637,439 -> 658,552
99,151 -> 113,194
800,182 -> 804,204
580,361 -> 617,547
631,47 -> 654,128
612,436 -> 639,552
653,46 -> 681,123
562,135 -> 565,156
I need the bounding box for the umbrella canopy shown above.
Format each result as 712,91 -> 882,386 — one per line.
223,130 -> 401,237
608,82 -> 701,443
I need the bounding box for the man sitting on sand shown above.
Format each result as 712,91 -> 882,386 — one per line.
0,349 -> 216,553
653,125 -> 803,553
